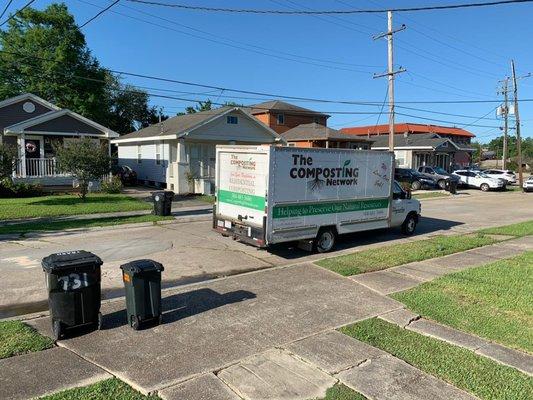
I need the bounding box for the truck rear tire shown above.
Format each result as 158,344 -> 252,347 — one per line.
401,213 -> 417,235
314,228 -> 337,253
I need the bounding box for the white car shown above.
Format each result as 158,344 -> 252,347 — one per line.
452,170 -> 506,191
483,169 -> 517,184
523,176 -> 533,192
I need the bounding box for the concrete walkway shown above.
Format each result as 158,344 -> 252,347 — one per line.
1,236 -> 531,399
380,309 -> 533,376
348,238 -> 530,295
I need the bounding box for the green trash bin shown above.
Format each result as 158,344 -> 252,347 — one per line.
120,259 -> 164,330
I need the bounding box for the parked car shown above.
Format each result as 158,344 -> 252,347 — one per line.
482,169 -> 517,184
452,170 -> 506,191
523,176 -> 533,192
395,168 -> 439,190
112,165 -> 137,185
417,166 -> 460,189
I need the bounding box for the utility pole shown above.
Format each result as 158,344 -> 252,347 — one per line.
498,77 -> 509,169
373,11 -> 406,151
511,60 -> 523,190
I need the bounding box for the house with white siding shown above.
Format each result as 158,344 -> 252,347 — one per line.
111,106 -> 282,194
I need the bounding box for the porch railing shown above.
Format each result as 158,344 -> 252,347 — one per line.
14,158 -> 68,178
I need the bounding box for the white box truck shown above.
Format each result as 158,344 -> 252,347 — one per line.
213,145 -> 421,252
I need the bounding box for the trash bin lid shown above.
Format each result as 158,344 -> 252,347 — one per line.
42,250 -> 103,272
120,259 -> 164,275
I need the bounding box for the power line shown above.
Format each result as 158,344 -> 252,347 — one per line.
0,0 -> 36,26
79,0 -> 120,28
4,48 -> 533,107
126,0 -> 533,14
396,112 -> 500,128
0,0 -> 15,21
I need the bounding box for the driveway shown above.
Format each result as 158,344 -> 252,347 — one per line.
1,191 -> 531,317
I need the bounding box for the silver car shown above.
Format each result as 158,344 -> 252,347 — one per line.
523,176 -> 533,192
483,169 -> 517,184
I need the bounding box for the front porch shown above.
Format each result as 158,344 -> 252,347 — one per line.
12,157 -> 74,185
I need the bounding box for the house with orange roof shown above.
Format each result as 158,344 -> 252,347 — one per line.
341,123 -> 476,171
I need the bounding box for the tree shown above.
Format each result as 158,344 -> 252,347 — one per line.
185,100 -> 213,114
0,143 -> 17,183
54,138 -> 111,200
0,3 -> 159,134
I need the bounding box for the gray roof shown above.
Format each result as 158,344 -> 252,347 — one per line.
370,133 -> 455,149
250,100 -> 329,117
116,106 -> 234,140
282,123 -> 372,142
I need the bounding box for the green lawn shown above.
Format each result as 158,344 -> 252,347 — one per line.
480,220 -> 533,237
0,321 -> 54,359
39,378 -> 158,400
393,252 -> 533,353
412,191 -> 450,200
0,215 -> 174,235
318,384 -> 366,400
316,234 -> 497,276
341,319 -> 532,400
0,194 -> 151,220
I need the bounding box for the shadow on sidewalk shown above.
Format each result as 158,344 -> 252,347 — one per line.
102,288 -> 256,330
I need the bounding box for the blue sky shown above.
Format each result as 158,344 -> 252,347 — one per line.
6,0 -> 533,142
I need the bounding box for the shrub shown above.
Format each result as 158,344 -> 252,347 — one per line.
100,176 -> 122,194
0,180 -> 43,198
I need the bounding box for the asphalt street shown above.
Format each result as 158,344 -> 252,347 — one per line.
1,190 -> 531,317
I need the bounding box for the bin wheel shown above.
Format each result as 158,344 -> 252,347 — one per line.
97,312 -> 103,330
53,320 -> 63,341
131,315 -> 140,330
158,315 -> 163,326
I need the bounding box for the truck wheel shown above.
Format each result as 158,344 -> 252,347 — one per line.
411,181 -> 421,191
314,228 -> 337,253
480,183 -> 490,192
53,320 -> 63,341
401,214 -> 417,235
437,179 -> 446,189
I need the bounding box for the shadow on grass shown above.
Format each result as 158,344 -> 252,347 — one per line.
29,195 -> 142,206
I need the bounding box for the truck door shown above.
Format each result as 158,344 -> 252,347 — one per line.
391,181 -> 407,227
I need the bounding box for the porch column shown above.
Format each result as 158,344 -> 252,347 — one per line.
17,134 -> 26,178
176,139 -> 190,194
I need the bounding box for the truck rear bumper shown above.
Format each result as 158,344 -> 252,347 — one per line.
213,216 -> 267,248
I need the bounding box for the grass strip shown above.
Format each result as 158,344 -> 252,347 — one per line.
0,321 -> 54,359
393,252 -> 533,353
318,384 -> 366,399
0,215 -> 174,235
39,378 -> 158,399
479,220 -> 533,237
0,194 -> 151,220
316,234 -> 496,276
341,318 -> 533,400
412,191 -> 450,200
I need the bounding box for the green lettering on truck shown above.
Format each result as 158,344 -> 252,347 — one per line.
272,198 -> 389,218
218,189 -> 265,211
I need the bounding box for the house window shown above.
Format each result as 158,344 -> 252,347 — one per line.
277,114 -> 285,125
226,115 -> 238,124
155,142 -> 161,165
137,145 -> 142,164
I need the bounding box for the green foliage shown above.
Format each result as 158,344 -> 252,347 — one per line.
0,142 -> 17,182
184,100 -> 213,114
317,234 -> 497,276
341,319 -> 533,400
480,220 -> 533,237
0,321 -> 53,359
485,136 -> 533,163
0,3 -> 163,134
393,252 -> 533,352
318,384 -> 367,400
54,138 -> 111,199
100,175 -> 123,194
40,378 -> 158,400
0,180 -> 43,198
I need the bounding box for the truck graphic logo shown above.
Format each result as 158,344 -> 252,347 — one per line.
291,155 -> 359,191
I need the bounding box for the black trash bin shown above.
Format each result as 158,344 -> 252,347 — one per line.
152,191 -> 174,216
41,251 -> 103,340
444,179 -> 458,194
120,260 -> 164,330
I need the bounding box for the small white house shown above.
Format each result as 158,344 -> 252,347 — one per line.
111,107 -> 283,194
